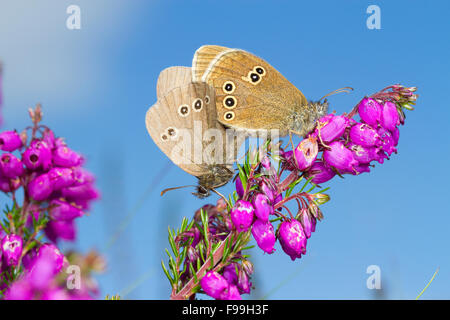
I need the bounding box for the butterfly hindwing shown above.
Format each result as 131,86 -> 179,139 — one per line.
156,66 -> 192,99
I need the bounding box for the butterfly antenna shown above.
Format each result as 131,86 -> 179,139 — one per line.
160,185 -> 197,196
319,87 -> 354,102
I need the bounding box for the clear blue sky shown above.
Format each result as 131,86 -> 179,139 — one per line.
1,0 -> 449,299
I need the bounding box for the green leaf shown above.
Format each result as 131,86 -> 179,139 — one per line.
161,260 -> 174,284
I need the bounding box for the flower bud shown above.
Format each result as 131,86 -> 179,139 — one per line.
312,193 -> 330,205
251,219 -> 276,254
358,98 -> 382,126
294,137 -> 318,170
1,234 -> 23,266
381,101 -> 400,131
316,115 -> 349,143
0,131 -> 23,152
391,126 -> 400,146
306,161 -> 336,184
323,141 -> 358,173
200,271 -> 229,299
230,200 -> 255,232
349,123 -> 382,148
277,219 -> 307,261
4,280 -> 33,300
49,199 -> 83,221
52,146 -> 82,167
0,153 -> 24,178
237,269 -> 251,294
241,259 -> 254,276
28,173 -> 53,201
61,183 -> 99,201
42,129 -> 56,149
252,193 -> 273,222
235,176 -> 244,198
298,209 -> 316,239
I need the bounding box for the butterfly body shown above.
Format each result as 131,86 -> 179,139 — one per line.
193,45 -> 328,137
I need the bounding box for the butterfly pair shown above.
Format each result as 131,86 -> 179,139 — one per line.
145,45 -> 329,198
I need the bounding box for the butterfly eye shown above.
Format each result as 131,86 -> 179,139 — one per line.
205,95 -> 210,104
254,66 -> 266,76
222,81 -> 235,94
192,98 -> 203,112
223,96 -> 237,109
224,111 -> 235,121
166,127 -> 178,139
178,104 -> 190,117
160,133 -> 168,141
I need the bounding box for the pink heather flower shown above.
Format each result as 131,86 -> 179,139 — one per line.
323,141 -> 358,173
315,115 -> 349,143
306,160 -> 336,184
391,126 -> 400,146
22,248 -> 38,271
72,167 -> 95,185
41,288 -> 70,300
261,155 -> 271,170
0,153 -> 24,178
4,280 -> 33,300
235,176 -> 244,198
200,271 -> 229,299
252,193 -> 273,222
220,284 -> 242,300
22,140 -> 52,171
278,219 -> 307,261
27,250 -> 59,290
298,209 -> 316,239
351,163 -> 371,175
377,127 -> 397,156
61,183 -> 99,201
381,101 -> 400,131
230,200 -> 255,232
0,176 -> 20,193
28,173 -> 53,201
0,131 -> 23,152
48,167 -> 74,190
2,234 -> 23,266
347,143 -> 379,164
294,137 -> 318,171
38,243 -> 66,273
358,98 -> 382,126
49,199 -> 83,221
52,146 -> 82,167
45,220 -> 76,242
251,219 -> 276,254
349,123 -> 382,148
222,264 -> 238,285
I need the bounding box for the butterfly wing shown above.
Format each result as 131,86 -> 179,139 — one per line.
195,46 -> 310,136
192,45 -> 229,82
146,82 -> 239,178
156,66 -> 192,99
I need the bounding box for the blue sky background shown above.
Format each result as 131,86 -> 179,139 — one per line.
1,0 -> 449,299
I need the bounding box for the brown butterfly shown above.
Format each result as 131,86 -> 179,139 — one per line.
191,45 -> 330,138
146,66 -> 244,198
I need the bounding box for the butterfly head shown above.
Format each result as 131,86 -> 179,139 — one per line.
192,164 -> 234,199
291,100 -> 329,137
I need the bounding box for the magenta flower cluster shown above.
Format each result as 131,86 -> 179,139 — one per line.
0,127 -> 99,242
194,84 -> 417,300
0,106 -> 101,300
